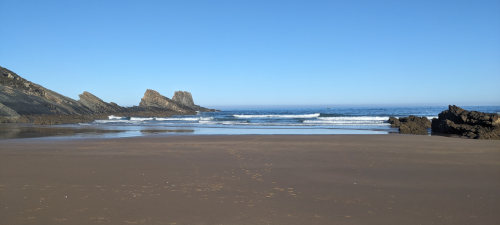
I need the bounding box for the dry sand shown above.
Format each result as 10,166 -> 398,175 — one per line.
1,134 -> 499,225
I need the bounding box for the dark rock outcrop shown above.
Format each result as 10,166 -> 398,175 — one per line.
431,105 -> 500,139
78,91 -> 124,114
388,117 -> 400,128
388,116 -> 431,135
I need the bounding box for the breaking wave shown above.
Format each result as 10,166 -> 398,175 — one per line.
155,117 -> 199,121
233,113 -> 320,119
108,115 -> 126,120
94,110 -> 445,129
199,120 -> 250,125
316,116 -> 389,121
130,117 -> 155,121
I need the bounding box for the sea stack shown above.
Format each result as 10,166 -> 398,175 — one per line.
172,91 -> 195,108
139,89 -> 190,113
172,90 -> 216,112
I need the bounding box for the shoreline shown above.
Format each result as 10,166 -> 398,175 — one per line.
0,123 -> 395,140
1,135 -> 499,224
0,126 -> 478,142
2,105 -> 499,139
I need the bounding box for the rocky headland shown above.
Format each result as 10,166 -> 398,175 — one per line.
0,66 -> 215,124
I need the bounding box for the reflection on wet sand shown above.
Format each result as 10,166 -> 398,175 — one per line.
0,124 -> 125,139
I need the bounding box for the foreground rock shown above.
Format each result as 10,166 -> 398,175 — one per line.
388,116 -> 431,135
432,105 -> 500,139
0,66 -> 215,124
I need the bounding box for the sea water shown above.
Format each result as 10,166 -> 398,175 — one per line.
62,105 -> 500,138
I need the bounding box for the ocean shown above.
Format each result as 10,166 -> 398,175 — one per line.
56,105 -> 500,138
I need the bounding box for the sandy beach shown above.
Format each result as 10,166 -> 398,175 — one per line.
1,134 -> 499,225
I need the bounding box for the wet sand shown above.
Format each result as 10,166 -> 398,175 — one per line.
1,135 -> 499,225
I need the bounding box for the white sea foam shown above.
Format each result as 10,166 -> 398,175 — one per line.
108,115 -> 125,120
155,117 -> 200,121
391,116 -> 437,120
130,117 -> 155,121
94,119 -> 135,124
317,116 -> 389,121
198,120 -> 212,124
233,113 -> 320,119
303,120 -> 388,125
221,121 -> 249,125
199,120 -> 248,125
303,116 -> 390,125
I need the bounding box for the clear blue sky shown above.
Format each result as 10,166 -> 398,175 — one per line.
1,0 -> 499,106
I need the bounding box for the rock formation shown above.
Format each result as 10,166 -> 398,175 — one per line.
172,91 -> 195,107
0,102 -> 19,117
172,90 -> 215,112
431,105 -> 500,139
388,116 -> 431,135
78,91 -> 124,114
388,117 -> 401,128
139,89 -> 191,113
0,66 -> 215,124
0,102 -> 20,122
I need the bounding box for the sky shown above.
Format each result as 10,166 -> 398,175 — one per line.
1,0 -> 499,107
